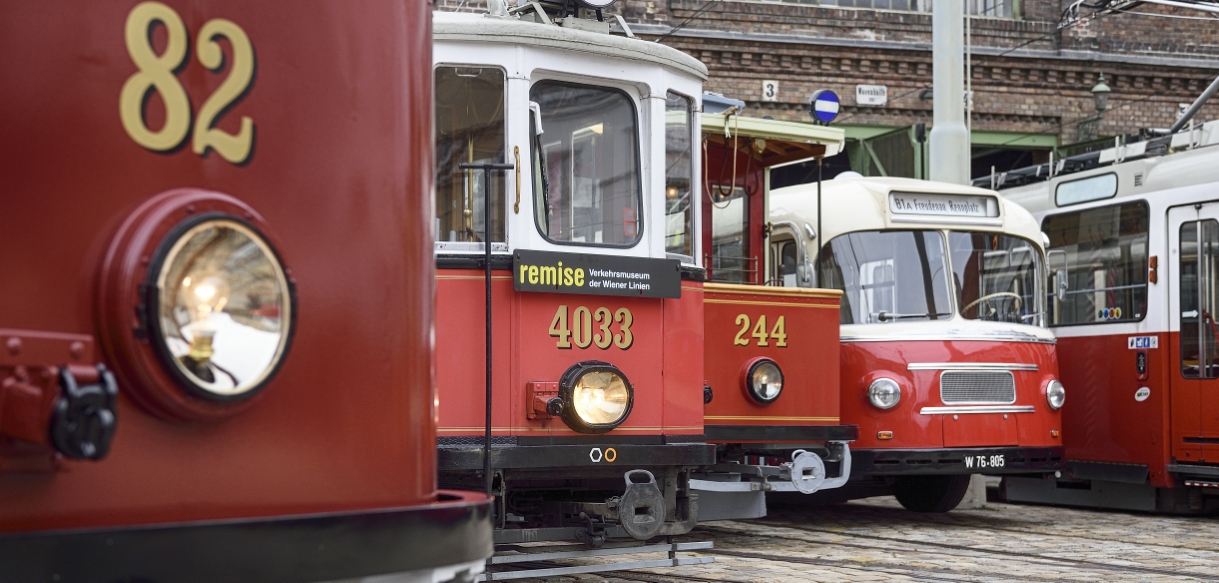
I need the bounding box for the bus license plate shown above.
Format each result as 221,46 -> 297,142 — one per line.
964,454 -> 1005,469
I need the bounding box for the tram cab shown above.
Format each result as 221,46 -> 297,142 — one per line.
431,4 -> 716,552
690,111 -> 858,517
771,177 -> 1065,512
996,120 -> 1219,513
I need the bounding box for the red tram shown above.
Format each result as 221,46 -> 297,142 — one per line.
996,119 -> 1219,514
0,2 -> 491,580
430,4 -> 716,556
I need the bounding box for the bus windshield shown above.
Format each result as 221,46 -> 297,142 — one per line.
819,230 -> 953,324
947,232 -> 1044,326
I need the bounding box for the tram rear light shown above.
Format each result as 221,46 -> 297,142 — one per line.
1046,380 -> 1065,410
877,431 -> 894,440
558,361 -> 633,433
1051,429 -> 1061,438
868,378 -> 902,409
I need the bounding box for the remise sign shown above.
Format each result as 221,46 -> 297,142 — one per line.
513,250 -> 681,298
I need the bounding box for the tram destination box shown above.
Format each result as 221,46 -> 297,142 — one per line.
513,250 -> 680,298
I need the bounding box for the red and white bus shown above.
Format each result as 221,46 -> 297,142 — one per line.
770,176 -> 1065,511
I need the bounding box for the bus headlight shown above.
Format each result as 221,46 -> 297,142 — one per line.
1046,380 -> 1065,410
868,378 -> 902,409
150,217 -> 294,401
559,361 -> 633,433
743,359 -> 783,404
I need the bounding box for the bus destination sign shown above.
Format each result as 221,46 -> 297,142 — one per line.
889,192 -> 1000,218
513,249 -> 681,299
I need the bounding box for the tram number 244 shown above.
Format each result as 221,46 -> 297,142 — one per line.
550,305 -> 634,350
733,315 -> 788,348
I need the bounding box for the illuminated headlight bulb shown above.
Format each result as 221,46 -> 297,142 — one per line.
182,275 -> 230,371
558,362 -> 634,433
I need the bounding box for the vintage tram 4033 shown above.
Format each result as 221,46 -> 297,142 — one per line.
690,112 -> 858,516
769,177 -> 1066,512
994,118 -> 1219,514
0,2 -> 491,581
431,3 -> 719,577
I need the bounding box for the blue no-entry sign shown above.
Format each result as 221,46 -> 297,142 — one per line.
809,90 -> 840,124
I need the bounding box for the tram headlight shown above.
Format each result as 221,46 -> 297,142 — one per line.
1046,380 -> 1065,410
742,358 -> 783,404
868,378 -> 902,410
558,361 -> 633,433
151,217 -> 294,401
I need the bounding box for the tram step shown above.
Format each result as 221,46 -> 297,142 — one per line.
477,541 -> 714,581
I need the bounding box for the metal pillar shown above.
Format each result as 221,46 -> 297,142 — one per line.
930,0 -> 970,185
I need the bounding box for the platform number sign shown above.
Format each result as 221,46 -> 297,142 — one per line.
762,80 -> 779,102
119,2 -> 256,164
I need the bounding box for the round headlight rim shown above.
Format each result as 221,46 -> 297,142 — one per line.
1046,379 -> 1065,410
742,357 -> 784,405
558,360 -> 634,434
143,211 -> 297,404
867,377 -> 902,410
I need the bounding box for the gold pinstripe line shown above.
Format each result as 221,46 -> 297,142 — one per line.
704,416 -> 840,422
704,299 -> 839,308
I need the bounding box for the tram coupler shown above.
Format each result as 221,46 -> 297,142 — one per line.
615,469 -> 665,540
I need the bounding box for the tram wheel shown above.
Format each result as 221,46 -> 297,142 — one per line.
892,474 -> 972,513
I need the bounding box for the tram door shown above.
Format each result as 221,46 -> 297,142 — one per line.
1170,203 -> 1219,463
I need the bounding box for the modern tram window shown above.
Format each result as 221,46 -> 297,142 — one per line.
664,92 -> 694,258
818,230 -> 953,325
1041,202 -> 1149,326
434,67 -> 506,246
1180,220 -> 1219,379
707,186 -> 749,283
530,81 -> 642,247
947,232 -> 1045,326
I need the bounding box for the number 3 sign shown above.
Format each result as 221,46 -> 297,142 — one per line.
761,80 -> 779,102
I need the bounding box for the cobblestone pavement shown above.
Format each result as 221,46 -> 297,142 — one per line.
489,496 -> 1219,582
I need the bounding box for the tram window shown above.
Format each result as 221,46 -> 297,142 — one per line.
530,81 -> 642,247
434,67 -> 506,247
818,230 -> 953,325
1041,202 -> 1149,326
708,186 -> 750,283
1180,220 -> 1219,379
948,232 -> 1045,326
665,92 -> 694,258
1056,173 -> 1117,207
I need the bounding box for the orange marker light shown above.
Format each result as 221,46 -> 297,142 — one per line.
877,431 -> 894,440
1149,255 -> 1158,284
1051,429 -> 1061,438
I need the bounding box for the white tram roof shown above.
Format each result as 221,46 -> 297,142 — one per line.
433,11 -> 707,81
999,119 -> 1219,215
771,176 -> 1044,246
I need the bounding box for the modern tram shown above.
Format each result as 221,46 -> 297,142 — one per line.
691,112 -> 858,516
430,2 -> 718,560
993,120 -> 1219,514
769,175 -> 1066,512
0,2 -> 491,581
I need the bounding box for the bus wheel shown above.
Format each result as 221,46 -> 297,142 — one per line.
892,475 -> 972,513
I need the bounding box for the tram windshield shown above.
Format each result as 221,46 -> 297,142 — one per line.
947,232 -> 1044,325
819,230 -> 953,325
530,81 -> 642,247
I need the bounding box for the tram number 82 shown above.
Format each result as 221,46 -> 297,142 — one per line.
549,305 -> 634,350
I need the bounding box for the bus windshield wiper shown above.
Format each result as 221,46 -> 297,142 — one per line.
877,311 -> 951,322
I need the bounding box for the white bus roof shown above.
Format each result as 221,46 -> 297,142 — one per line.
771,176 -> 1044,246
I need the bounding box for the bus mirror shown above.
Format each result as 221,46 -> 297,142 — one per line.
797,261 -> 814,287
1056,269 -> 1068,302
1047,249 -> 1068,302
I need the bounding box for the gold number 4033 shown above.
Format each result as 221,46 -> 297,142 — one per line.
549,305 -> 633,350
119,2 -> 254,164
733,314 -> 787,347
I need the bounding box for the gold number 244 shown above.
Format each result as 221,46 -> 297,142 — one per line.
733,314 -> 787,347
119,2 -> 254,163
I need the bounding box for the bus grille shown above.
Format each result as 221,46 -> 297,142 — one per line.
939,371 -> 1016,404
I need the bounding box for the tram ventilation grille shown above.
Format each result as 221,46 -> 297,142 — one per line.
939,370 -> 1016,404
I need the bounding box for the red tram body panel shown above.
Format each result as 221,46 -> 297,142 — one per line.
0,2 -> 491,580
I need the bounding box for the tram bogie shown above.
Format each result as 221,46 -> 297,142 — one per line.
995,119 -> 1219,514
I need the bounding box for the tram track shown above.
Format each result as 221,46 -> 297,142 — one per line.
718,522 -> 1219,581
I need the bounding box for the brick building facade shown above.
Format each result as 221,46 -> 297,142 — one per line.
436,0 -> 1219,180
